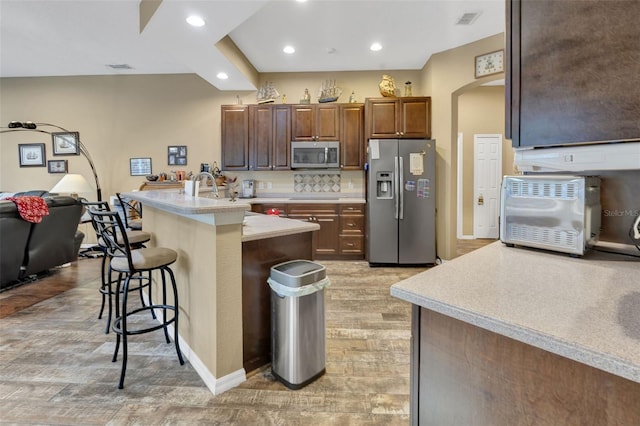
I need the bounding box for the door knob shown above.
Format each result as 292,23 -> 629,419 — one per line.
477,195 -> 484,206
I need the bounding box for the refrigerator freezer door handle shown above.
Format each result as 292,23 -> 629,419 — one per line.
399,156 -> 404,220
394,156 -> 399,220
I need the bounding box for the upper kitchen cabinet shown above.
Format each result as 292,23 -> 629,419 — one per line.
250,104 -> 291,171
507,0 -> 640,148
291,104 -> 340,141
365,97 -> 431,139
221,105 -> 250,171
339,104 -> 365,170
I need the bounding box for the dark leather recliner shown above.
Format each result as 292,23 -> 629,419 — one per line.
0,195 -> 84,289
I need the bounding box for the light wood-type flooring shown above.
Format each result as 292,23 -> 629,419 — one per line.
0,239 -> 493,425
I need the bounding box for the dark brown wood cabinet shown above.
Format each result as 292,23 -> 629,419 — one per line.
507,0 -> 640,147
339,104 -> 365,170
250,203 -> 288,217
365,97 -> 431,140
338,204 -> 365,258
288,203 -> 339,258
251,202 -> 366,259
242,231 -> 314,373
291,104 -> 340,141
250,104 -> 291,171
221,105 -> 250,170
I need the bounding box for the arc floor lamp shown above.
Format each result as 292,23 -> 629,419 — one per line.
1,121 -> 102,201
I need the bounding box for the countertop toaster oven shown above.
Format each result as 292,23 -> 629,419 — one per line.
500,175 -> 601,256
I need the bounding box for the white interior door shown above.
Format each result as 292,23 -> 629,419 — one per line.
474,134 -> 502,239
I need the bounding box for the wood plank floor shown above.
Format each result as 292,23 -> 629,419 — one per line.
0,239 -> 492,425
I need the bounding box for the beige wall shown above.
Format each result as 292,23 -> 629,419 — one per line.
0,33 -> 506,259
420,33 -> 505,258
0,74 -> 239,196
458,85 -> 514,235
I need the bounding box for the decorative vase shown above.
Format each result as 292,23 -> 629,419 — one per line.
404,81 -> 412,97
379,74 -> 396,97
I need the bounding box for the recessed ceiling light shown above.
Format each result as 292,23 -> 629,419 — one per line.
217,72 -> 229,80
370,42 -> 383,52
296,0 -> 308,3
186,15 -> 205,27
283,45 -> 295,54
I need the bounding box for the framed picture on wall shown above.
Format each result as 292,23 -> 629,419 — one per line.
168,145 -> 187,165
48,159 -> 68,173
52,131 -> 80,155
130,157 -> 152,176
19,143 -> 46,167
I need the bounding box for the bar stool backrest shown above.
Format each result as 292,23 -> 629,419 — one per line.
88,210 -> 136,272
115,193 -> 142,230
82,200 -> 111,239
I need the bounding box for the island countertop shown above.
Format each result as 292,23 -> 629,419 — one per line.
123,190 -> 249,216
241,212 -> 319,242
390,242 -> 640,383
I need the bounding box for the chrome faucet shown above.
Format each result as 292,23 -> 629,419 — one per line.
192,172 -> 219,198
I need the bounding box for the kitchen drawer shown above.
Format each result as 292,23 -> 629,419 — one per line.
339,204 -> 364,215
340,215 -> 364,234
288,203 -> 338,216
251,203 -> 288,217
339,235 -> 364,255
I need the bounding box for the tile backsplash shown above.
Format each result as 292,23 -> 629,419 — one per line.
294,172 -> 341,193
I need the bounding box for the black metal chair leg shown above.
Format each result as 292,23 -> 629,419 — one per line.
166,267 -> 185,365
117,275 -> 131,389
161,269 -> 170,344
148,270 -> 156,319
112,273 -> 123,362
98,252 -> 108,320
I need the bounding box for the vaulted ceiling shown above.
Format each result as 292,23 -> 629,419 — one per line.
0,0 -> 505,90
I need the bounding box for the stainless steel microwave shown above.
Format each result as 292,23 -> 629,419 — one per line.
291,141 -> 340,169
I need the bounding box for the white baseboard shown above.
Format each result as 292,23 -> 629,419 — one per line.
144,298 -> 247,395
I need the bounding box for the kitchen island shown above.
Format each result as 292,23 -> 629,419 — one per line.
391,242 -> 640,425
123,190 -> 318,394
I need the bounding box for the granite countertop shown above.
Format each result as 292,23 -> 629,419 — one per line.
241,212 -> 320,242
244,195 -> 366,204
123,190 -> 250,215
391,242 -> 640,383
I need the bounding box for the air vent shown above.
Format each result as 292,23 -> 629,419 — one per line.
507,224 -> 578,251
509,180 -> 579,200
456,12 -> 481,25
106,64 -> 133,70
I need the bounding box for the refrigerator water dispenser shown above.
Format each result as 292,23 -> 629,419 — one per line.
376,172 -> 393,199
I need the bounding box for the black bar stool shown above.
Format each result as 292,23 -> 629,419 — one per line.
116,192 -> 143,230
84,201 -> 153,333
89,210 -> 184,389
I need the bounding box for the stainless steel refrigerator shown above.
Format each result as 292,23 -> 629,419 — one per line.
367,139 -> 436,265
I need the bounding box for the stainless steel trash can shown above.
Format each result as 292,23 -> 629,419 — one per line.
268,260 -> 330,389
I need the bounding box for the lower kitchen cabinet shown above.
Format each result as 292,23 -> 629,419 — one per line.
251,203 -> 288,217
242,231 -> 314,373
288,204 -> 339,259
251,202 -> 365,260
338,204 -> 365,259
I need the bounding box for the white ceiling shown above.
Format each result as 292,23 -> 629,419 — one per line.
0,0 -> 505,91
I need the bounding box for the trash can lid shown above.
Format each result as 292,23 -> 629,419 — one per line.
270,260 -> 327,288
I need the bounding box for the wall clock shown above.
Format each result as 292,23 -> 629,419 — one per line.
475,49 -> 504,78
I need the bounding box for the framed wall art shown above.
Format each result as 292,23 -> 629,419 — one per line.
168,145 -> 187,165
52,131 -> 80,155
19,143 -> 46,167
48,159 -> 68,173
130,157 -> 152,176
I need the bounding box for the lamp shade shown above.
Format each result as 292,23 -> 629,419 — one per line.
50,173 -> 94,197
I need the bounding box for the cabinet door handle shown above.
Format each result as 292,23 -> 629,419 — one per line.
348,223 -> 355,227
347,243 -> 354,247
